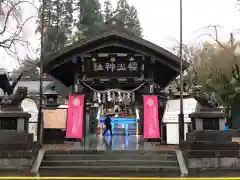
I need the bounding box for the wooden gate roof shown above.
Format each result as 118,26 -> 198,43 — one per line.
42,19 -> 189,87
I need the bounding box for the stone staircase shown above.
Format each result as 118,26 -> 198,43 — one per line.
39,150 -> 181,177
0,130 -> 37,176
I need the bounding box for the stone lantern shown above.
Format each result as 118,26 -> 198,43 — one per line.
43,85 -> 59,108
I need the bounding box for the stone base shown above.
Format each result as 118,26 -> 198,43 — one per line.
186,131 -> 232,143
0,111 -> 30,132
0,158 -> 33,169
0,129 -> 37,171
180,141 -> 240,151
188,157 -> 240,169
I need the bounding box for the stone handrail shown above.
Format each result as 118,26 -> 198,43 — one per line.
31,149 -> 45,176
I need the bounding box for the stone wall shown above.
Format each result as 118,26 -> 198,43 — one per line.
0,131 -> 37,170
0,158 -> 33,169
188,157 -> 240,169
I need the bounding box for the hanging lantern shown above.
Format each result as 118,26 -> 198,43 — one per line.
132,92 -> 135,102
74,84 -> 78,93
102,93 -> 106,103
107,92 -> 111,102
127,93 -> 131,101
93,92 -> 97,102
97,92 -> 101,103
112,92 -> 115,101
118,92 -> 122,102
123,93 -> 126,102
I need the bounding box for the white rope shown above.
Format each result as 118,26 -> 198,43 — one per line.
80,80 -> 146,93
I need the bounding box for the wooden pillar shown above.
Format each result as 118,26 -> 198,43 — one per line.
73,72 -> 80,94
72,56 -> 78,94
149,84 -> 154,94
72,56 -> 83,94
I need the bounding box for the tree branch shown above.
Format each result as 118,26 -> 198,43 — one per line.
0,0 -> 37,35
194,24 -> 227,51
0,15 -> 36,49
0,0 -> 38,64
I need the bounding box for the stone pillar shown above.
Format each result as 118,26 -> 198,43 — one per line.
17,118 -> 25,132
139,106 -> 144,135
73,72 -> 80,94
135,107 -> 140,135
72,56 -> 84,95
149,84 -> 154,94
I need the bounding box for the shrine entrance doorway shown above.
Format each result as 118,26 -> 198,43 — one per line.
91,88 -> 141,137
42,18 -> 188,145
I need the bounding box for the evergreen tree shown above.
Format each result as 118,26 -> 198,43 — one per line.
75,0 -> 104,40
37,0 -> 73,53
128,6 -> 142,37
51,0 -> 64,51
61,0 -> 74,45
115,0 -> 143,37
37,0 -> 55,53
115,0 -> 130,22
37,0 -> 143,53
103,0 -> 114,21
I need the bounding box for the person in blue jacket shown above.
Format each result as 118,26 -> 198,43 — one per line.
103,114 -> 113,136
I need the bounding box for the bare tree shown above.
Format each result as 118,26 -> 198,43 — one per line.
191,25 -> 240,110
162,36 -> 200,90
194,25 -> 228,51
163,25 -> 236,93
0,0 -> 37,65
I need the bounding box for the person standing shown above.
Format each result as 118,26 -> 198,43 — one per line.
103,114 -> 113,136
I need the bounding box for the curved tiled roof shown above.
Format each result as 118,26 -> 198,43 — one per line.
42,21 -> 189,71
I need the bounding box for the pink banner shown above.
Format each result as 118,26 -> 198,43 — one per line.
66,95 -> 84,139
143,95 -> 160,139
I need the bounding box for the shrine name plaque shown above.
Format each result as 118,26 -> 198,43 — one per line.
83,53 -> 143,78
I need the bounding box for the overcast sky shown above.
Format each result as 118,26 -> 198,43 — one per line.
111,0 -> 240,45
1,0 -> 240,70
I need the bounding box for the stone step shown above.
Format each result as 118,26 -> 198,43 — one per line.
45,150 -> 176,155
40,150 -> 180,176
38,169 -> 180,177
40,165 -> 179,172
44,153 -> 177,161
41,159 -> 179,167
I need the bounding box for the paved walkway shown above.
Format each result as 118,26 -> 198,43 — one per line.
42,135 -> 177,151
